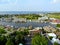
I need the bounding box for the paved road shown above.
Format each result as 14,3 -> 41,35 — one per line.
25,37 -> 31,45
48,40 -> 53,45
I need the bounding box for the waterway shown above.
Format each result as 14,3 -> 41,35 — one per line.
0,21 -> 56,28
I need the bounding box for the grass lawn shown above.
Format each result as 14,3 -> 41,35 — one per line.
56,24 -> 60,28
48,15 -> 60,19
16,14 -> 42,20
47,13 -> 60,19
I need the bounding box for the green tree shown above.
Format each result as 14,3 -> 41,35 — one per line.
15,34 -> 24,45
23,29 -> 29,35
31,34 -> 48,45
54,42 -> 59,45
6,38 -> 14,45
0,35 -> 7,45
0,28 -> 6,34
57,24 -> 60,28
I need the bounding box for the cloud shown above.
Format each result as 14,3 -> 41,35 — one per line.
0,0 -> 17,4
51,0 -> 60,4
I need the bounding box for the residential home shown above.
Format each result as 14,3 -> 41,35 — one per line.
50,18 -> 60,24
13,17 -> 26,23
55,32 -> 60,39
5,18 -> 13,22
38,16 -> 48,21
43,26 -> 56,33
47,33 -> 57,38
51,38 -> 60,44
29,28 -> 42,36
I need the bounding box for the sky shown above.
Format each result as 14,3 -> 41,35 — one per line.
0,0 -> 60,11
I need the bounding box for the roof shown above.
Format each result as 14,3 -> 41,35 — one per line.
38,16 -> 48,20
51,38 -> 60,44
56,32 -> 60,36
47,33 -> 56,37
29,29 -> 40,32
43,26 -> 56,32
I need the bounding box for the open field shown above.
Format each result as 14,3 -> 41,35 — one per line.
47,13 -> 60,19
15,14 -> 42,20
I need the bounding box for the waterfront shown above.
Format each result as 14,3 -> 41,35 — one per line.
0,21 -> 56,28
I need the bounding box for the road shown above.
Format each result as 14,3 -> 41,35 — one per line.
24,36 -> 31,45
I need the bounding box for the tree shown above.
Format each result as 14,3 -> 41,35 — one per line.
54,42 -> 59,45
6,38 -> 14,45
15,34 -> 24,45
0,28 -> 6,34
0,35 -> 7,45
31,34 -> 48,45
23,29 -> 29,36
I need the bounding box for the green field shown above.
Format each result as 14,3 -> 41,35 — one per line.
56,24 -> 60,28
16,14 -> 42,20
47,13 -> 60,19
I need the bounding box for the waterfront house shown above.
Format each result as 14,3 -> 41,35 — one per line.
50,18 -> 60,24
55,32 -> 60,39
43,26 -> 56,33
38,16 -> 48,23
13,17 -> 26,23
46,33 -> 60,44
38,16 -> 48,21
47,33 -> 57,38
29,28 -> 42,36
5,18 -> 12,22
51,38 -> 60,44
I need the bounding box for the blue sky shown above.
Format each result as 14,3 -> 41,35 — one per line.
0,0 -> 60,11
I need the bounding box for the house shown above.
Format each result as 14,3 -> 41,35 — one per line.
29,28 -> 42,36
38,16 -> 48,21
43,26 -> 56,33
47,33 -> 60,44
51,38 -> 60,44
5,25 -> 14,30
39,14 -> 44,16
13,17 -> 26,23
47,33 -> 57,38
55,32 -> 60,39
50,18 -> 60,24
5,18 -> 13,22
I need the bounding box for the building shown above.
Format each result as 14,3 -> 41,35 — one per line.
38,16 -> 48,21
50,18 -> 60,24
43,26 -> 56,33
55,32 -> 60,39
29,28 -> 42,36
47,33 -> 56,38
46,33 -> 60,44
13,17 -> 26,23
51,38 -> 60,44
38,16 -> 48,23
5,18 -> 13,22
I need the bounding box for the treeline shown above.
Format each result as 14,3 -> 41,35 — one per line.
47,13 -> 60,15
0,27 -> 29,45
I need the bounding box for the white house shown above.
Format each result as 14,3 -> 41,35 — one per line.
47,33 -> 56,38
38,16 -> 48,21
51,38 -> 60,44
47,33 -> 60,44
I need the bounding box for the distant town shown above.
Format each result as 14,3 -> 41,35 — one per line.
0,13 -> 60,45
